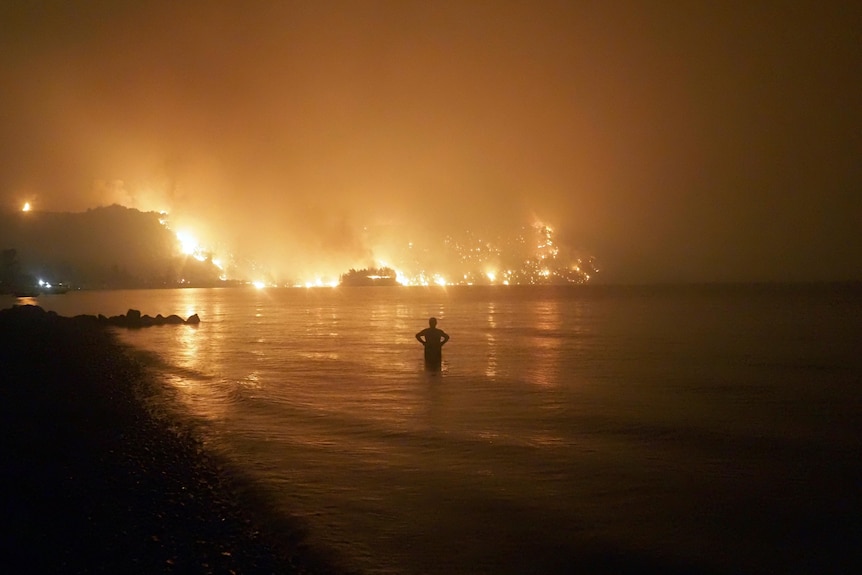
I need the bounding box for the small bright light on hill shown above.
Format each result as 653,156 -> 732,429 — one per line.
22,202 -> 31,212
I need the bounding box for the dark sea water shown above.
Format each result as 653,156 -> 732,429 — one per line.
14,284 -> 862,574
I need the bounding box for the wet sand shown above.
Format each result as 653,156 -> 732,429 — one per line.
0,304 -> 345,574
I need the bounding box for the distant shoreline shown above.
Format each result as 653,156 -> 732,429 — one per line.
3,279 -> 860,298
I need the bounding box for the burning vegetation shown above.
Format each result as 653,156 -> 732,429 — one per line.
3,205 -> 598,290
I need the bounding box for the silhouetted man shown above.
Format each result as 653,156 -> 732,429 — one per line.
415,317 -> 450,370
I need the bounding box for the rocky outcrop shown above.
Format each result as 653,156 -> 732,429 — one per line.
64,307 -> 201,328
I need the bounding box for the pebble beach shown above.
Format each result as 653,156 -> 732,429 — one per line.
0,304 -> 344,575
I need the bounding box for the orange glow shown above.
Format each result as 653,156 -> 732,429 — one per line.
151,209 -> 593,287
176,230 -> 198,256
302,277 -> 338,288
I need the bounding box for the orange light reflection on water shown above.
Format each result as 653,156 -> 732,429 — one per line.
527,299 -> 562,387
485,301 -> 498,379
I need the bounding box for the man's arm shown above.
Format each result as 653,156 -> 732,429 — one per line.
415,331 -> 425,344
442,332 -> 450,345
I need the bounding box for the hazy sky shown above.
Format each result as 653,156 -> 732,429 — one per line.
1,0 -> 860,283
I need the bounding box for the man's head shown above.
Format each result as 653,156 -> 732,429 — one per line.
429,317 -> 437,327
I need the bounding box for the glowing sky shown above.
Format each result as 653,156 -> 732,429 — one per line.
1,1 -> 860,283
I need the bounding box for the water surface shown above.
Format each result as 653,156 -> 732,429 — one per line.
20,284 -> 862,574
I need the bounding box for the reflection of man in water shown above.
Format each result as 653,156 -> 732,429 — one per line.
415,317 -> 450,370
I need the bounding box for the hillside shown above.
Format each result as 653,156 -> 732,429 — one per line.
0,205 -> 221,290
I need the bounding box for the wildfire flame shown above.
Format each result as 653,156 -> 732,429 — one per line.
155,210 -> 593,287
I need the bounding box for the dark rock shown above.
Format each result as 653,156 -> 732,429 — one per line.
6,304 -> 47,321
3,304 -> 200,329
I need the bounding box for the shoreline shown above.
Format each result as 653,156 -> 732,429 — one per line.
0,304 -> 347,574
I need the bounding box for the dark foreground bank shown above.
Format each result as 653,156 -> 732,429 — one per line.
0,304 -> 345,575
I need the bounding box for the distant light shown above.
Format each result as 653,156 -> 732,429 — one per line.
301,277 -> 338,288
22,202 -> 31,212
252,281 -> 266,289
